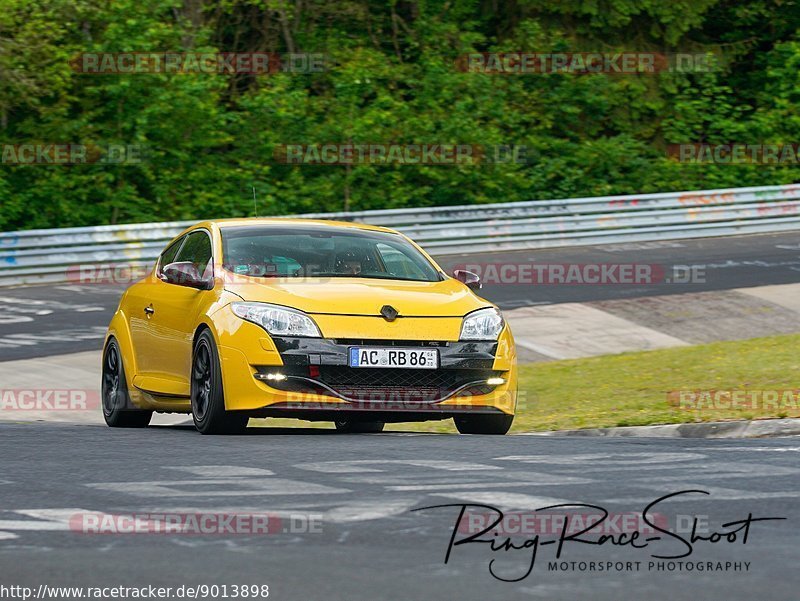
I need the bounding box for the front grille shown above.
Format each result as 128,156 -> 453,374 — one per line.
333,339 -> 448,348
319,366 -> 491,388
262,365 -> 502,403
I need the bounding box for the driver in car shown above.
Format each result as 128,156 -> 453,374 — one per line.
334,249 -> 366,275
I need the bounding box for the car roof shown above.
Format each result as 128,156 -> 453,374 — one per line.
202,217 -> 399,235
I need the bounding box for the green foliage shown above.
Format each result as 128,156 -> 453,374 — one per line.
0,0 -> 798,230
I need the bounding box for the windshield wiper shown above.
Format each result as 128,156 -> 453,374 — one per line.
308,273 -> 433,283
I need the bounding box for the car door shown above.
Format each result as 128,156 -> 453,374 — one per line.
155,230 -> 215,387
129,234 -> 185,379
134,230 -> 214,396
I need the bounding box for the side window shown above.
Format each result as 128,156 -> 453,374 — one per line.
376,243 -> 426,279
158,237 -> 184,276
175,231 -> 213,279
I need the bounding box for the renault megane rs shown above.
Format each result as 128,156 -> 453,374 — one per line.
102,219 -> 517,434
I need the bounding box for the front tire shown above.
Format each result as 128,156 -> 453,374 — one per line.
191,329 -> 248,435
334,419 -> 385,433
102,338 -> 152,428
454,414 -> 513,435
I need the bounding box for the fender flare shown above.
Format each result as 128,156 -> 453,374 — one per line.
105,308 -> 137,388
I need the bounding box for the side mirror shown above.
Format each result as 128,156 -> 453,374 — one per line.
161,262 -> 213,290
454,269 -> 482,291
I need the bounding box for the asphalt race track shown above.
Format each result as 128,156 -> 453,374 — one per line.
0,422 -> 797,600
1,231 -> 799,361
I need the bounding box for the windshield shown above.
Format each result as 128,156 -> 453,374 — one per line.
220,225 -> 442,283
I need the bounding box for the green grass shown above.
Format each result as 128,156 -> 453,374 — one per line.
251,333 -> 800,433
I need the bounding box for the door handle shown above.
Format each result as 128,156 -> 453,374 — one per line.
144,305 -> 155,316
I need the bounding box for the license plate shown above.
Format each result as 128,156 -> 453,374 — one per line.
348,347 -> 439,369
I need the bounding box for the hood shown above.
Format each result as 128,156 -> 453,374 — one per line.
223,275 -> 490,317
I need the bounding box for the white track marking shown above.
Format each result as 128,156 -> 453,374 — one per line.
386,472 -> 592,491
86,478 -> 349,497
14,509 -> 83,520
338,472 -> 590,487
388,482 -> 573,492
388,483 -> 516,492
0,508 -> 91,532
430,492 -> 569,510
163,466 -> 275,477
7,330 -> 106,341
607,485 -> 800,502
498,471 -> 594,484
0,305 -> 52,316
323,498 -> 419,523
0,297 -> 103,312
338,475 -> 497,485
496,452 -> 705,466
0,336 -> 39,346
54,285 -> 123,295
639,463 -> 798,481
0,316 -> 34,325
0,328 -> 106,348
295,460 -> 502,473
686,446 -> 800,453
0,520 -> 70,531
602,241 -> 686,252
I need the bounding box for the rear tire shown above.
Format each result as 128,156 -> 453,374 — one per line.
334,420 -> 385,433
102,338 -> 152,428
191,329 -> 249,435
454,414 -> 513,435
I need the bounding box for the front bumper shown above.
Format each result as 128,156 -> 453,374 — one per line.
214,309 -> 517,417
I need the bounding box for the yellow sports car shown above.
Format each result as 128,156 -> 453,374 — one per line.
102,219 -> 517,434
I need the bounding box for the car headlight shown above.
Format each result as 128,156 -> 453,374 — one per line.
460,307 -> 504,341
231,302 -> 322,338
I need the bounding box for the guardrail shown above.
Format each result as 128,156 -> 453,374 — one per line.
1,183 -> 799,286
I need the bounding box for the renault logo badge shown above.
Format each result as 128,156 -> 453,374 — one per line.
380,305 -> 399,322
